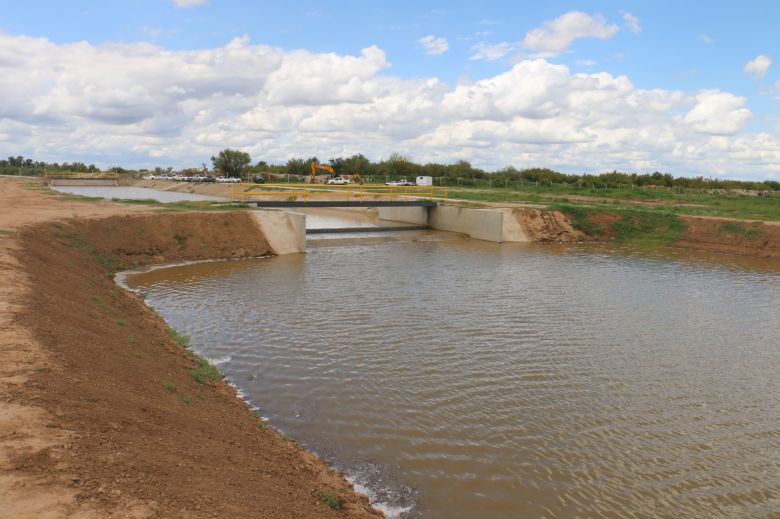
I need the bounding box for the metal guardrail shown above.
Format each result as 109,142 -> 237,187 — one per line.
44,172 -> 119,179
45,171 -> 119,186
230,183 -> 448,202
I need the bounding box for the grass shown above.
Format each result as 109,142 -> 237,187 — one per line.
188,355 -> 223,385
720,222 -> 764,240
58,194 -> 104,202
116,319 -> 126,326
167,328 -> 191,346
553,204 -> 687,247
180,394 -> 193,405
445,184 -> 780,222
321,490 -> 342,510
164,380 -> 176,392
173,232 -> 188,246
0,228 -> 15,236
53,229 -> 120,270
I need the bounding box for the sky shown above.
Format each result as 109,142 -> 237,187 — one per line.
0,0 -> 779,179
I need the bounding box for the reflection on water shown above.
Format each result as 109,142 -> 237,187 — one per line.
50,185 -> 226,202
126,240 -> 780,518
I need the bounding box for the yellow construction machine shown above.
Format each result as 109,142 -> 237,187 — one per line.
310,162 -> 335,183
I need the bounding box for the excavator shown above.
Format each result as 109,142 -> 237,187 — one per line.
310,162 -> 335,183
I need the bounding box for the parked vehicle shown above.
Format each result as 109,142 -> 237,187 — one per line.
326,177 -> 351,185
142,174 -> 157,180
416,176 -> 433,186
386,177 -> 415,186
250,175 -> 265,184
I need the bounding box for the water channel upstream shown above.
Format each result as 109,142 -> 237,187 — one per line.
125,234 -> 780,518
60,186 -> 780,517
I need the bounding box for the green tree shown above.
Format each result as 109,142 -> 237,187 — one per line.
211,149 -> 251,178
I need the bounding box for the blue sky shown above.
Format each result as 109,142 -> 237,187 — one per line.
0,1 -> 778,178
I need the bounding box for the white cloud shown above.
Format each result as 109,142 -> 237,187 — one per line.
521,11 -> 619,56
417,35 -> 449,56
0,32 -> 777,178
576,59 -> 597,66
469,42 -> 513,61
173,0 -> 207,6
700,34 -> 714,44
622,12 -> 641,34
683,90 -> 751,135
743,54 -> 772,79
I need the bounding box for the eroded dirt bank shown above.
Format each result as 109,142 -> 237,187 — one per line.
0,178 -> 379,518
677,216 -> 780,260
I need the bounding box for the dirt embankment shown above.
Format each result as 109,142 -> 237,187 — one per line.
677,216 -> 780,260
510,208 -> 581,242
0,178 -> 379,518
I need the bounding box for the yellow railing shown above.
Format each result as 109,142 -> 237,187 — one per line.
44,171 -> 119,179
230,183 -> 448,202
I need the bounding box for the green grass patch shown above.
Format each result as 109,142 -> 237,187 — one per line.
164,380 -> 176,392
0,228 -> 15,236
188,355 -> 223,385
610,210 -> 687,247
173,232 -> 188,246
552,204 -> 687,247
167,328 -> 191,346
443,185 -> 780,221
58,194 -> 104,202
720,222 -> 764,240
52,230 -> 120,270
115,319 -> 126,326
552,204 -> 601,236
321,490 -> 342,510
180,394 -> 192,405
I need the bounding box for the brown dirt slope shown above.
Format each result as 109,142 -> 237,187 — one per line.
11,214 -> 379,518
512,208 -> 580,242
677,216 -> 780,260
0,178 -> 379,518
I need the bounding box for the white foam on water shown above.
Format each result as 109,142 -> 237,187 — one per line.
209,354 -> 231,365
346,475 -> 413,519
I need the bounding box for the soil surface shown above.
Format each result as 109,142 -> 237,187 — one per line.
677,216 -> 780,260
0,177 -> 379,518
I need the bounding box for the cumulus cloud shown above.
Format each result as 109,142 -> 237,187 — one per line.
469,42 -> 513,61
683,90 -> 751,135
521,11 -> 619,56
0,32 -> 777,177
173,0 -> 207,6
622,12 -> 641,34
743,54 -> 772,79
700,34 -> 714,44
417,35 -> 449,56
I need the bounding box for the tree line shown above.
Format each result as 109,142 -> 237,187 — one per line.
3,151 -> 779,192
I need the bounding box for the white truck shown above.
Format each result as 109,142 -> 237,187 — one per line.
326,177 -> 352,185
416,176 -> 433,186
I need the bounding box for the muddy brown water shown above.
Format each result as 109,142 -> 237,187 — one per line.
125,235 -> 780,518
50,185 -> 227,202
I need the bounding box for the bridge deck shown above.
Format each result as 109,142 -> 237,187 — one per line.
241,200 -> 436,208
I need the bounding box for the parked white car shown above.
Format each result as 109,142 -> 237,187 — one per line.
386,177 -> 415,186
142,174 -> 157,180
326,177 -> 352,185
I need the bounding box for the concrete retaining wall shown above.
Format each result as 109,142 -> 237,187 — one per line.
429,206 -> 507,242
379,205 -> 524,243
250,210 -> 306,254
375,206 -> 429,226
